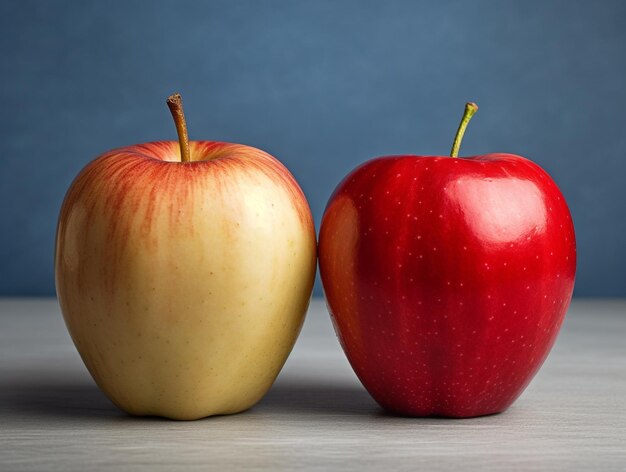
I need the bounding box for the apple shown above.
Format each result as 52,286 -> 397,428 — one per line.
55,94 -> 316,420
319,103 -> 576,418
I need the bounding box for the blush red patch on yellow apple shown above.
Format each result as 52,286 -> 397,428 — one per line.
62,141 -> 312,229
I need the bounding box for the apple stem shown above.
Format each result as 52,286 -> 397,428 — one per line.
166,93 -> 191,163
450,102 -> 479,158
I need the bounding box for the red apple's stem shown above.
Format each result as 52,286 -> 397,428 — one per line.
166,93 -> 191,163
450,102 -> 478,158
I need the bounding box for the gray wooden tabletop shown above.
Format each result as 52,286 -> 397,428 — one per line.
1,298 -> 625,471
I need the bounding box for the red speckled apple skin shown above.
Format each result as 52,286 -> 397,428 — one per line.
319,153 -> 576,418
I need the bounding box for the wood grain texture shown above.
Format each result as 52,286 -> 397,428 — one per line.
1,298 -> 625,471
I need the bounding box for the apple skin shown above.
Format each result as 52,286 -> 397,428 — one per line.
319,153 -> 576,418
55,141 -> 316,420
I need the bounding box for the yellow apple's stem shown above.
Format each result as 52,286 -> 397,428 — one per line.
166,93 -> 191,163
450,102 -> 478,158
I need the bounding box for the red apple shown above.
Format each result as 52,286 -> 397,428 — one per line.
319,103 -> 576,417
55,94 -> 317,419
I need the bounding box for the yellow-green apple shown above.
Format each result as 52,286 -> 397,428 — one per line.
55,94 -> 316,420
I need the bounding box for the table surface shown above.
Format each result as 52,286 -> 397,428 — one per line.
1,298 -> 625,471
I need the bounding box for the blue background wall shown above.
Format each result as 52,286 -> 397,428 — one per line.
1,0 -> 625,297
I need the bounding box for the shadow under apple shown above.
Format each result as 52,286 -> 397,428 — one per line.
259,380 -> 380,417
0,376 -> 123,421
0,375 -> 380,421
